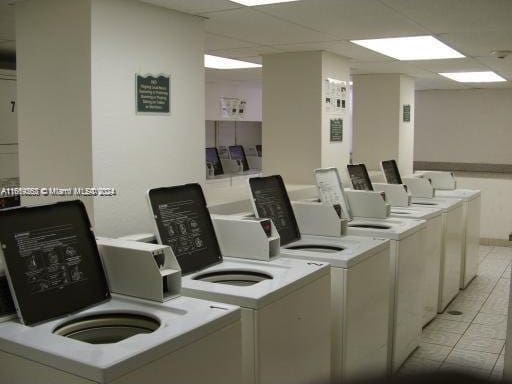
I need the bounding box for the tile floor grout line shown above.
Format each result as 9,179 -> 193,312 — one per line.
400,246 -> 510,378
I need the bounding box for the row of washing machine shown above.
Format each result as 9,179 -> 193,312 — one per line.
0,162 -> 479,384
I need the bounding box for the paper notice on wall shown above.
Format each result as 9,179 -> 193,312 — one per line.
325,78 -> 346,115
220,97 -> 247,119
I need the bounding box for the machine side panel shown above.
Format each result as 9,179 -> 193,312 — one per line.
256,274 -> 331,384
344,248 -> 391,380
423,215 -> 443,325
439,206 -> 463,311
113,321 -> 243,384
0,350 -> 94,384
392,231 -> 424,372
462,196 -> 481,288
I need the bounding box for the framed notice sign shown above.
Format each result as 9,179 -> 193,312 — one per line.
136,74 -> 170,114
330,118 -> 343,142
403,104 -> 411,122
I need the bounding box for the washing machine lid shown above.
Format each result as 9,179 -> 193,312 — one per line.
248,175 -> 302,246
347,217 -> 426,240
347,163 -> 374,191
182,258 -> 329,309
281,235 -> 390,268
148,184 -> 222,275
390,206 -> 443,220
434,189 -> 481,201
411,197 -> 464,211
313,167 -> 353,220
0,201 -> 110,326
380,159 -> 403,185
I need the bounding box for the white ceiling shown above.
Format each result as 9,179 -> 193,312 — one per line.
3,0 -> 512,89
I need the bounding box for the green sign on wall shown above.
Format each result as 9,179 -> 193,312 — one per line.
403,104 -> 411,122
136,74 -> 170,114
330,119 -> 343,142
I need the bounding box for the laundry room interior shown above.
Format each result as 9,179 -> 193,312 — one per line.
1,0 -> 512,383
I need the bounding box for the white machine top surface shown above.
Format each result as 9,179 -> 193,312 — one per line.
390,205 -> 443,220
0,295 -> 240,383
411,197 -> 464,212
346,217 -> 426,240
182,257 -> 329,309
279,235 -> 390,268
434,189 -> 481,201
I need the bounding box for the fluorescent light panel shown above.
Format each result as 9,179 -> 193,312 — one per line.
351,35 -> 465,61
230,0 -> 300,5
439,71 -> 506,83
204,55 -> 262,69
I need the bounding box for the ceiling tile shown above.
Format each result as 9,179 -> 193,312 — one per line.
382,0 -> 512,34
256,0 -> 428,39
410,57 -> 488,73
474,56 -> 512,74
274,40 -> 394,61
140,0 -> 241,15
415,77 -> 468,90
207,45 -> 283,58
205,33 -> 256,50
438,31 -> 512,57
349,60 -> 434,78
204,7 -> 334,46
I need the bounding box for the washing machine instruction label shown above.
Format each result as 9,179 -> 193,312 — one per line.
252,180 -> 299,245
157,200 -> 207,257
14,224 -> 87,295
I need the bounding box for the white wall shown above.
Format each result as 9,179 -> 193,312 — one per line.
205,81 -> 262,121
455,173 -> 512,241
0,70 -> 18,179
398,75 -> 415,176
16,0 -> 94,214
236,121 -> 262,146
321,52 -> 351,184
415,88 -> 512,241
263,51 -> 323,184
91,0 -> 205,237
352,74 -> 400,171
205,120 -> 216,147
415,89 -> 512,164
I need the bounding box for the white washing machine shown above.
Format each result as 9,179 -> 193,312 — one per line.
244,174 -> 391,381
249,173 -> 424,374
0,201 -> 242,384
312,166 -> 426,373
380,161 -> 465,311
387,206 -> 443,326
434,189 -> 481,289
145,184 -> 332,384
408,197 -> 464,311
415,171 -> 481,289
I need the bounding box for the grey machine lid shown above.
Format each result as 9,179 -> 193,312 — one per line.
380,159 -> 403,185
347,163 -> 374,191
248,175 -> 302,246
148,184 -> 223,275
0,201 -> 110,326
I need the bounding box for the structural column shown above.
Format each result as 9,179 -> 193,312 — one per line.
262,51 -> 352,184
352,74 -> 415,176
16,0 -> 205,236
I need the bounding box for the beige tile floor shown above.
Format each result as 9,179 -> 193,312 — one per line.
398,245 -> 510,379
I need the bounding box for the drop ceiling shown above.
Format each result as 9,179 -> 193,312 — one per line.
3,0 -> 512,89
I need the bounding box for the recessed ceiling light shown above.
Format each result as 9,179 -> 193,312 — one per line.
439,71 -> 506,83
204,55 -> 262,69
350,35 -> 465,61
230,0 -> 300,5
